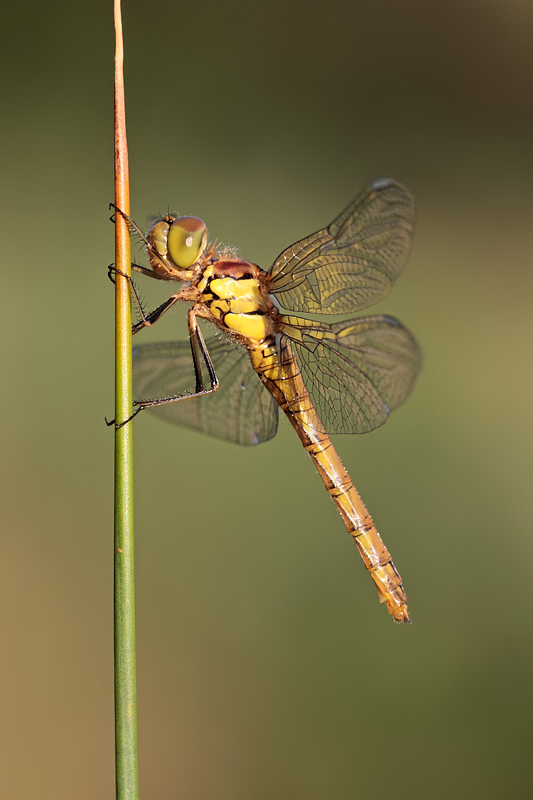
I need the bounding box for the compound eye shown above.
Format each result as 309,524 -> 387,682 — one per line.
167,216 -> 207,268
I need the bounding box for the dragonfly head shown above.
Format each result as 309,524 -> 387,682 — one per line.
149,215 -> 208,273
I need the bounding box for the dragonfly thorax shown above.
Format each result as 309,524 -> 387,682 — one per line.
198,259 -> 275,343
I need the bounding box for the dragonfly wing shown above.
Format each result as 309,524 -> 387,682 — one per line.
132,333 -> 279,445
269,179 -> 415,314
280,314 -> 421,434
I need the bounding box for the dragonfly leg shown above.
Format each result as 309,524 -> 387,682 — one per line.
110,204 -> 178,278
188,307 -> 217,394
110,203 -> 153,252
131,294 -> 182,335
108,265 -> 182,335
108,265 -> 146,323
108,262 -> 161,282
107,307 -> 219,429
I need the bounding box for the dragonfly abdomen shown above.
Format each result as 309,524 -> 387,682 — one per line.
251,337 -> 411,623
305,437 -> 410,623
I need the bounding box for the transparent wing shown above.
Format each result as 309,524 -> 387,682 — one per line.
279,314 -> 421,434
268,179 -> 415,314
132,333 -> 279,445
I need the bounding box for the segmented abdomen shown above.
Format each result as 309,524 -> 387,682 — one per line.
249,337 -> 410,623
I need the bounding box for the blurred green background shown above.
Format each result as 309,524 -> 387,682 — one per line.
1,0 -> 532,797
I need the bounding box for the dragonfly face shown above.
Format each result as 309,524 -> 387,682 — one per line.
144,214 -> 208,280
118,179 -> 422,622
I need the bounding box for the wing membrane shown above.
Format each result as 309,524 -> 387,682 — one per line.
269,179 -> 415,314
279,314 -> 421,434
133,333 -> 278,445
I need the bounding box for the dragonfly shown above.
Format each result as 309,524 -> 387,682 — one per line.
111,178 -> 421,623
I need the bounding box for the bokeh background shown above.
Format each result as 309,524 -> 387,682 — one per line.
1,0 -> 532,797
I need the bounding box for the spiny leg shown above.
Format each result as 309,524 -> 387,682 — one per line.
188,307 -> 217,394
110,204 -> 178,280
107,307 -> 219,428
110,203 -> 155,255
108,266 -> 182,334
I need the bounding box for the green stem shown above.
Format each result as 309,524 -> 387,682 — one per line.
113,1 -> 138,797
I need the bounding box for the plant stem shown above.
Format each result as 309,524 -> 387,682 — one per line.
113,1 -> 138,797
